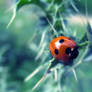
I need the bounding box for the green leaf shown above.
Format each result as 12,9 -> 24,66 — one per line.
16,0 -> 44,11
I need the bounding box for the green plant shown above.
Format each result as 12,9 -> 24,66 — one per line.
5,0 -> 92,92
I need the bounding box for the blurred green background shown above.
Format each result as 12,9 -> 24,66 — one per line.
0,0 -> 92,92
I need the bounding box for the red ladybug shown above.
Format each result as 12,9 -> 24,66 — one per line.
49,36 -> 79,65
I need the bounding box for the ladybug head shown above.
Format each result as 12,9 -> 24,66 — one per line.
62,46 -> 79,65
65,46 -> 79,61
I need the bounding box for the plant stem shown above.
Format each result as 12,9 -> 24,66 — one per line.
78,41 -> 89,48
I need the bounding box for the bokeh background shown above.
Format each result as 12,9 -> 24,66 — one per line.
0,0 -> 92,92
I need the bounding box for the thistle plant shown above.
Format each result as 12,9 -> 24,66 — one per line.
6,0 -> 92,92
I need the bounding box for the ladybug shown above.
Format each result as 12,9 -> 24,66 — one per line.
49,36 -> 79,65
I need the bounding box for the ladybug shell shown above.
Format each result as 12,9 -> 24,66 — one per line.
49,36 -> 78,65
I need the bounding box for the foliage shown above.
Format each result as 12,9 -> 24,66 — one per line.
0,0 -> 92,92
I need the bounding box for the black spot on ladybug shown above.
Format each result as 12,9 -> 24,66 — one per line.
59,39 -> 64,43
55,49 -> 59,55
65,47 -> 71,54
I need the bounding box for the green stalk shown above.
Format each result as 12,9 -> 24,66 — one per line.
77,41 -> 89,48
